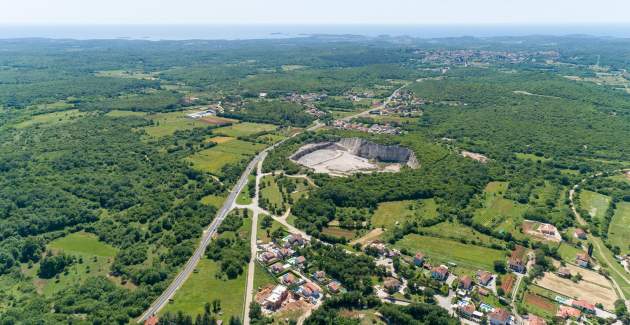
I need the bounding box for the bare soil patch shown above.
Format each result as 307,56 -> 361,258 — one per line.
501,274 -> 516,294
536,272 -> 616,310
199,116 -> 236,125
349,228 -> 384,247
524,293 -> 557,313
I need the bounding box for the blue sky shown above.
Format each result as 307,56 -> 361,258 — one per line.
3,0 -> 630,25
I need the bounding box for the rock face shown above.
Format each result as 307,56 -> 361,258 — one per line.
337,138 -> 419,168
290,137 -> 419,171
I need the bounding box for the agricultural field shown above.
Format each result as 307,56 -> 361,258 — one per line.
14,109 -> 87,129
421,221 -> 507,247
578,190 -> 611,221
143,111 -> 208,137
27,232 -> 122,296
105,110 -> 148,117
371,198 -> 440,229
522,292 -> 558,318
393,234 -> 506,274
321,226 -> 357,240
213,122 -> 277,137
535,270 -> 617,310
608,201 -> 630,255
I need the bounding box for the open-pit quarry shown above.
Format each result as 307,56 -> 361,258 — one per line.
290,138 -> 418,176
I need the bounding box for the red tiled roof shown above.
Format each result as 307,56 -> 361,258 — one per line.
572,299 -> 595,311
527,314 -> 546,325
145,316 -> 159,325
460,275 -> 472,288
489,308 -> 510,322
556,306 -> 581,318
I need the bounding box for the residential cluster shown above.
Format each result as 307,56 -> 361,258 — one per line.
331,119 -> 402,135
254,233 -> 344,316
415,49 -> 561,66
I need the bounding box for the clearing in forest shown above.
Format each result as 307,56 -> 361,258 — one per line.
579,190 -> 610,221
608,201 -> 630,255
15,109 -> 87,129
143,111 -> 206,137
371,198 -> 439,229
473,182 -> 527,236
213,122 -> 277,137
186,140 -> 265,175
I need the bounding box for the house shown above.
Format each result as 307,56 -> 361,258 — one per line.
287,234 -> 305,246
282,273 -> 297,285
414,252 -> 425,266
459,275 -> 473,290
526,314 -> 546,325
270,262 -> 284,274
557,267 -> 571,278
144,316 -> 159,325
572,299 -> 596,314
278,247 -> 293,258
312,270 -> 326,281
260,251 -> 277,264
458,303 -> 476,319
574,228 -> 587,240
539,223 -> 558,236
264,285 -> 288,310
327,281 -> 341,293
477,270 -> 493,286
508,246 -> 527,273
301,282 -> 321,298
575,252 -> 589,268
478,287 -> 490,296
383,277 -> 402,292
556,306 -> 581,319
431,266 -> 449,281
295,256 -> 306,266
259,92 -> 268,98
488,308 -> 511,325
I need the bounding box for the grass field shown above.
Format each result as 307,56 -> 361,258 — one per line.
607,173 -> 630,184
143,111 -> 207,137
608,201 -> 630,255
15,109 -> 87,129
236,175 -> 255,205
260,176 -> 285,212
371,198 -> 440,229
557,242 -> 582,263
186,140 -> 265,175
579,190 -> 611,221
522,292 -> 558,319
253,263 -> 276,291
394,234 -> 506,274
105,110 -> 148,117
213,122 -> 277,137
591,237 -> 630,298
473,182 -> 527,237
161,259 -> 246,321
515,153 -> 550,162
422,221 -> 506,247
257,215 -> 286,244
30,232 -> 122,296
322,227 -> 357,240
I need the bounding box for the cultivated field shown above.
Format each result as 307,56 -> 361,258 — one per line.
523,293 -> 558,318
608,201 -> 630,255
394,234 -> 505,273
15,109 -> 87,129
143,111 -> 207,137
535,271 -> 617,310
105,110 -> 147,117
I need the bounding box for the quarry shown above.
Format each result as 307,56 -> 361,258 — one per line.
290,138 -> 419,176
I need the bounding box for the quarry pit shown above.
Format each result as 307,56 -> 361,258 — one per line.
290,138 -> 418,176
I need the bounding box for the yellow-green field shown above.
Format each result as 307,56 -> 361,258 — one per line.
143,111 -> 207,137
608,201 -> 630,254
200,194 -> 227,208
186,140 -> 265,175
473,182 -> 527,237
371,198 -> 439,229
14,109 -> 87,129
515,153 -> 551,162
213,122 -> 277,137
579,190 -> 611,221
422,221 -> 506,246
105,110 -> 148,117
394,234 -> 505,274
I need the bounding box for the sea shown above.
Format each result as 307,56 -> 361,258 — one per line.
1,24 -> 630,41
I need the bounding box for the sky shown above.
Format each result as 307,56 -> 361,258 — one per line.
3,0 -> 630,25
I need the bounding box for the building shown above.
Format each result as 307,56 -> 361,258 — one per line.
459,275 -> 473,290
312,270 -> 326,281
270,262 -> 285,274
383,277 -> 402,292
476,270 -> 493,286
295,256 -> 306,265
264,285 -> 288,310
526,314 -> 546,325
301,282 -> 321,298
539,223 -> 558,236
556,306 -> 581,319
488,308 -> 511,325
144,316 -> 159,325
282,273 -> 297,285
509,246 -> 527,273
259,92 -> 268,98
575,252 -> 589,268
557,267 -> 571,278
574,228 -> 587,240
458,303 -> 476,319
287,234 -> 305,246
431,266 -> 449,281
327,281 -> 341,293
572,299 -> 596,314
414,252 -> 425,266
260,251 -> 277,264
